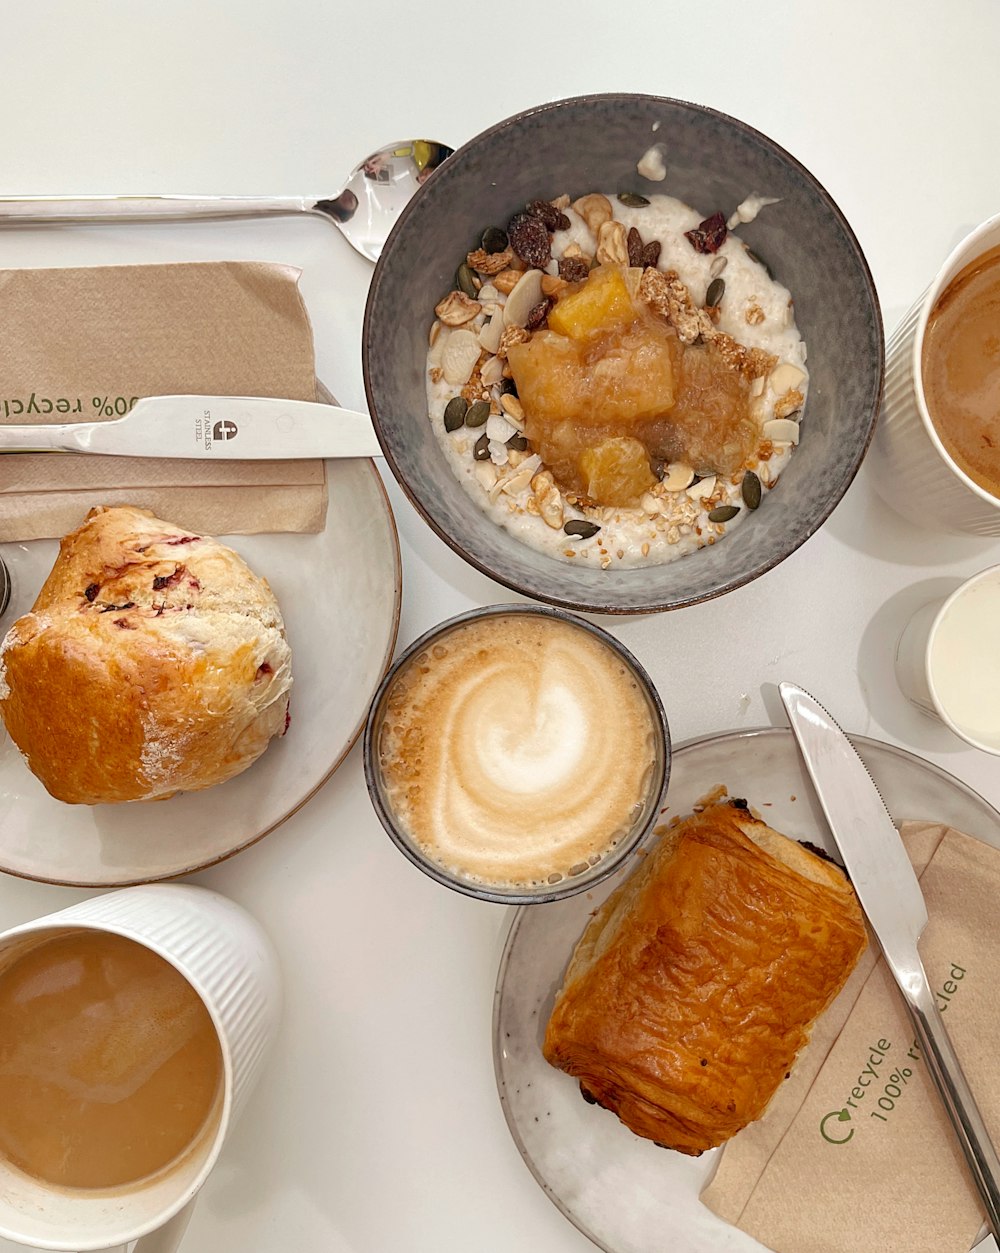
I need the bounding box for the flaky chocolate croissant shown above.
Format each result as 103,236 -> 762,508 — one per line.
543,799 -> 867,1155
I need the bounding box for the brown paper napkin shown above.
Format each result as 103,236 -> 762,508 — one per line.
701,822 -> 999,1252
0,261 -> 327,540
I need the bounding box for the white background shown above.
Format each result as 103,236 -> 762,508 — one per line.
1,1 -> 999,1249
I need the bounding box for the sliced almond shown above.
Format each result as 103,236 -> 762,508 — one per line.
768,362 -> 806,395
501,455 -> 542,497
686,475 -> 717,501
475,461 -> 499,491
503,269 -> 545,328
762,418 -> 801,445
428,324 -> 451,367
441,330 -> 482,387
661,462 -> 695,492
486,414 -> 517,444
479,354 -> 504,387
478,313 -> 504,355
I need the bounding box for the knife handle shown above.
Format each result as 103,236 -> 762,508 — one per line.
906,964 -> 1000,1237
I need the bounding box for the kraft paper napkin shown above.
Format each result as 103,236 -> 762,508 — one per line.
701,822 -> 999,1253
0,261 -> 326,541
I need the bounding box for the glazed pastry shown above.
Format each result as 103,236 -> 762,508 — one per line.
542,799 -> 867,1155
0,505 -> 292,805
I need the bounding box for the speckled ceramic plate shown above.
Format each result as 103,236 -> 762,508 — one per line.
365,94 -> 883,614
493,727 -> 1000,1253
0,459 -> 401,886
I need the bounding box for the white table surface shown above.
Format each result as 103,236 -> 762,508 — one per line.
1,2 -> 999,1250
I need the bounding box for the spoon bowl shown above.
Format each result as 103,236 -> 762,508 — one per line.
0,140 -> 453,261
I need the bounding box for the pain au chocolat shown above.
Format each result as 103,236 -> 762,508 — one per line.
0,506 -> 292,805
542,799 -> 867,1155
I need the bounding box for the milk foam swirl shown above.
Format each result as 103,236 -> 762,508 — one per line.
378,615 -> 660,887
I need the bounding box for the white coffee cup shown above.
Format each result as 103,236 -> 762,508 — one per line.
0,883 -> 281,1252
895,564 -> 1000,754
870,211 -> 1000,534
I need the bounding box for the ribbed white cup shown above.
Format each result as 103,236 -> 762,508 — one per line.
870,212 -> 1000,533
0,884 -> 281,1251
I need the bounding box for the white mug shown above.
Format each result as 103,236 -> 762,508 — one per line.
871,211 -> 1000,534
0,884 -> 281,1252
895,564 -> 1000,754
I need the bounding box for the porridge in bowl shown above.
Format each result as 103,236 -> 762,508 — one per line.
425,192 -> 808,569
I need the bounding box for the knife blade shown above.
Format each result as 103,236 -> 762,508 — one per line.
779,681 -> 1000,1238
0,394 -> 383,459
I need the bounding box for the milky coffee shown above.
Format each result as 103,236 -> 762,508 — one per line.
377,613 -> 661,888
0,930 -> 223,1190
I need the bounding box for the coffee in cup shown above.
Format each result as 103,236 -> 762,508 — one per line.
921,244 -> 1000,500
0,884 -> 280,1252
0,929 -> 223,1191
365,605 -> 669,903
872,211 -> 1000,534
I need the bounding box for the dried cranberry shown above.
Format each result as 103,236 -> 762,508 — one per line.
256,661 -> 273,678
627,226 -> 643,268
525,199 -> 570,232
524,298 -> 551,331
164,534 -> 201,546
113,618 -> 136,629
84,583 -> 99,602
558,255 -> 590,284
640,240 -> 662,268
283,703 -> 292,735
152,564 -> 185,592
507,212 -> 551,269
100,601 -> 136,613
684,211 -> 728,254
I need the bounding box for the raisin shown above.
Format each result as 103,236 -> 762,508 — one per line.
640,240 -> 662,268
684,211 -> 728,254
525,199 -> 570,232
84,583 -> 99,602
524,298 -> 552,331
558,255 -> 589,284
507,212 -> 551,268
627,226 -> 643,268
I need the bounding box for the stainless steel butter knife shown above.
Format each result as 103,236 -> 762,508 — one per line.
779,681 -> 1000,1238
0,394 -> 382,459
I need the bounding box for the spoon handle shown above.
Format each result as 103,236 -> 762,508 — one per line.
0,193 -> 346,225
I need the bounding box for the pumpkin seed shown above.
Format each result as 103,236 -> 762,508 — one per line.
705,277 -> 726,307
708,504 -> 740,523
507,433 -> 529,451
617,192 -> 650,207
741,471 -> 762,510
500,377 -> 518,397
456,262 -> 478,298
481,226 -> 508,254
465,399 -> 490,428
443,396 -> 468,432
473,433 -> 491,461
563,519 -> 601,539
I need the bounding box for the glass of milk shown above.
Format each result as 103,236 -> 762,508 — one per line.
895,564 -> 1000,753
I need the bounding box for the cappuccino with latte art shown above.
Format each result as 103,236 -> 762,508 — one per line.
369,608 -> 667,898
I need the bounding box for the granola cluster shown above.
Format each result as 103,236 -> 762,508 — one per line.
424,190 -> 807,569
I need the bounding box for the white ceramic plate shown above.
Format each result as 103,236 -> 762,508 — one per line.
493,727 -> 1000,1253
0,458 -> 400,885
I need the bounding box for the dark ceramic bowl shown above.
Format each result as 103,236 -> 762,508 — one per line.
363,94 -> 883,614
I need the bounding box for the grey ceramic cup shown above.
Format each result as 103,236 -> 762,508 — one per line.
363,604 -> 670,904
363,93 -> 883,614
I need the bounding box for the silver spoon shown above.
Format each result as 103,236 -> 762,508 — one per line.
0,139 -> 453,262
